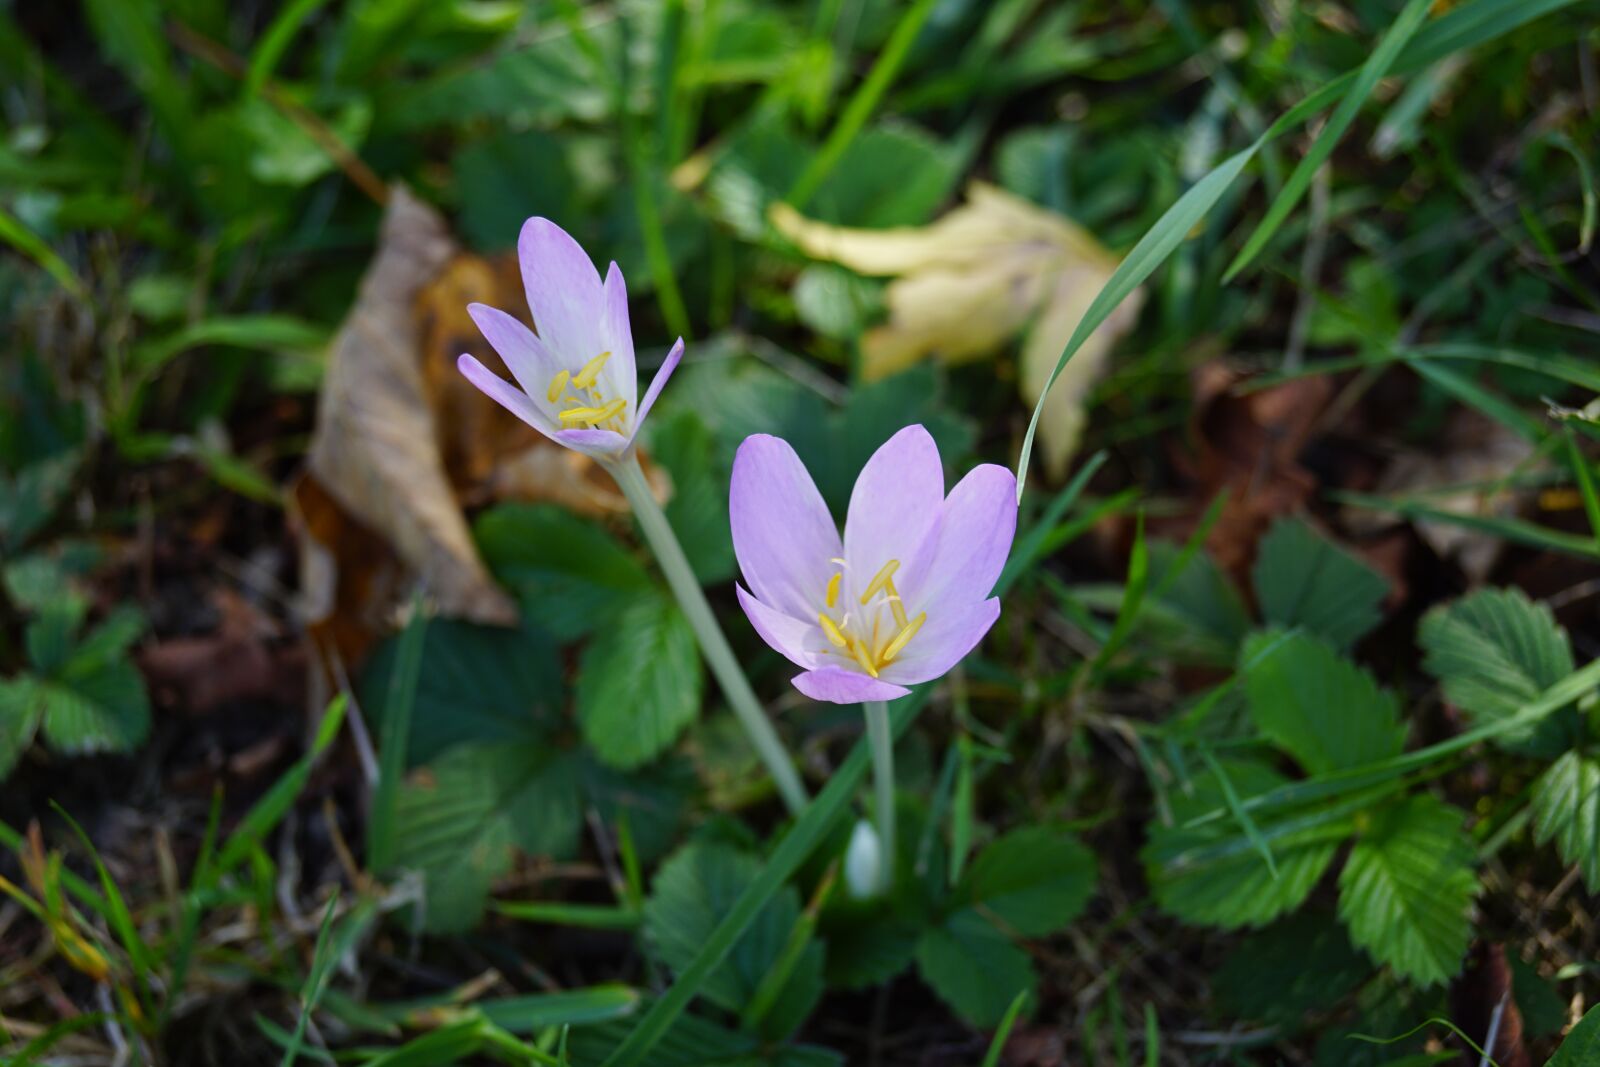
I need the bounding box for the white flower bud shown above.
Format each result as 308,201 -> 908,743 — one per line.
844,819 -> 883,899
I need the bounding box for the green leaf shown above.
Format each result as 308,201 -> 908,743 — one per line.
572,1007 -> 843,1067
477,986 -> 641,1033
1337,795 -> 1478,987
1143,541 -> 1253,665
0,677 -> 43,779
576,594 -> 702,770
808,122 -> 959,227
1242,630 -> 1406,776
361,617 -> 563,766
1143,759 -> 1341,930
1547,1004 -> 1600,1067
475,503 -> 652,640
1252,517 -> 1389,648
1213,912 -> 1372,1027
1530,751 -> 1600,892
37,659 -> 150,757
820,913 -> 921,990
0,451 -> 79,553
914,909 -> 1036,1028
393,742 -> 582,932
453,129 -> 578,252
957,826 -> 1097,937
792,265 -> 882,343
642,842 -> 824,1040
1419,587 -> 1579,756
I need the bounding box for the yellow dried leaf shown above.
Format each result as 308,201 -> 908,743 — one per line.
771,182 -> 1142,477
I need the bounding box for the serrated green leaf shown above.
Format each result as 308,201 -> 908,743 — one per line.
1530,751 -> 1600,892
0,451 -> 79,553
957,826 -> 1096,937
37,658 -> 150,757
914,909 -> 1036,1028
1213,912 -> 1372,1027
642,842 -> 824,1040
1146,541 -> 1253,665
393,742 -> 582,932
1337,795 -> 1477,987
821,913 -> 921,990
453,129 -> 578,252
361,617 -> 563,767
1242,630 -> 1406,776
0,676 -> 43,779
1143,759 -> 1342,929
576,594 -> 702,770
1548,1004 -> 1600,1067
1419,587 -> 1579,756
475,504 -> 652,640
1252,517 -> 1388,647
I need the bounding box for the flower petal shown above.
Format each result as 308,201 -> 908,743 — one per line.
878,597 -> 1000,686
736,585 -> 821,670
902,463 -> 1017,611
632,338 -> 683,438
731,434 -> 842,619
467,302 -> 560,409
843,425 -> 943,603
553,427 -> 628,457
458,353 -> 558,440
518,217 -> 603,359
601,261 -> 638,411
792,665 -> 910,705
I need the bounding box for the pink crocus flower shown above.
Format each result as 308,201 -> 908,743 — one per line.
731,425 -> 1017,704
457,217 -> 684,460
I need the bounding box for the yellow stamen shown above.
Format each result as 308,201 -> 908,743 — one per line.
817,613 -> 848,649
825,572 -> 841,609
571,351 -> 612,389
546,370 -> 570,403
879,612 -> 927,664
885,577 -> 909,628
849,636 -> 880,677
859,559 -> 900,604
590,397 -> 626,423
558,405 -> 605,426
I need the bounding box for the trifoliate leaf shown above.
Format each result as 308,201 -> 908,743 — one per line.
1337,795 -> 1477,987
1530,751 -> 1600,892
956,826 -> 1097,937
1143,759 -> 1341,930
37,659 -> 150,757
1548,1004 -> 1600,1067
393,742 -> 582,932
1213,912 -> 1372,1027
642,842 -> 824,1040
576,594 -> 702,770
1242,630 -> 1406,776
1419,587 -> 1579,756
1252,517 -> 1388,648
915,908 -> 1036,1028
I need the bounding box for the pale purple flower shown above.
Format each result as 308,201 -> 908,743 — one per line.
731,425 -> 1017,705
457,217 -> 683,460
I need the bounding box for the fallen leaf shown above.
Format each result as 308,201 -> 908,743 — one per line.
771,182 -> 1142,478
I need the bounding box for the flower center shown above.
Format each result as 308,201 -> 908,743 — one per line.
816,557 -> 926,678
547,351 -> 626,434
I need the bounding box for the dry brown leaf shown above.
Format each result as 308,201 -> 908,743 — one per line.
304,185 -> 518,629
770,182 -> 1142,477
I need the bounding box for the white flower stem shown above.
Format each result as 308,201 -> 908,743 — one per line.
863,699 -> 895,894
609,453 -> 810,815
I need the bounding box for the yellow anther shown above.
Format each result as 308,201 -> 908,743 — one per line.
817,613 -> 848,649
849,636 -> 880,678
829,557 -> 848,567
558,405 -> 606,426
590,397 -> 626,423
546,370 -> 570,403
571,350 -> 612,389
880,612 -> 926,664
825,572 -> 841,609
885,577 -> 909,628
859,559 -> 900,604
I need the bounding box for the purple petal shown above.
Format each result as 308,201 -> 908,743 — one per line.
458,353 -> 558,441
632,338 -> 683,438
736,585 -> 820,670
878,597 -> 1001,686
843,425 -> 943,603
792,666 -> 910,705
902,464 -> 1018,610
601,262 -> 638,410
553,427 -> 628,457
467,302 -> 560,407
518,217 -> 604,359
730,434 -> 842,619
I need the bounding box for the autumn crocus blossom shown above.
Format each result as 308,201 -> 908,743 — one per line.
732,425 -> 1017,705
457,217 -> 683,461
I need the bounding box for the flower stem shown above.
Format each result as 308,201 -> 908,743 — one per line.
863,699 -> 895,894
610,453 -> 809,814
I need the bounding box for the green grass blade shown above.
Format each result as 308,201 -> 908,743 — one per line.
999,451 -> 1107,591
1197,745 -> 1278,879
1408,359 -> 1545,444
1566,427 -> 1600,551
0,205 -> 88,302
50,804 -> 156,1012
981,989 -> 1031,1067
245,0 -> 333,95
491,901 -> 641,930
368,602 -> 427,874
599,688 -> 931,1067
279,890 -> 342,1067
1224,0 -> 1435,282
1331,490 -> 1600,560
